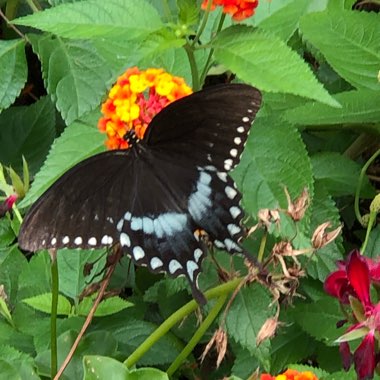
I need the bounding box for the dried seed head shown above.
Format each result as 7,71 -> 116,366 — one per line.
200,328 -> 228,368
285,187 -> 309,221
256,316 -> 279,346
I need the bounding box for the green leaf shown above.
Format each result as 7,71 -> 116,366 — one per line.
0,97 -> 55,174
114,319 -> 183,366
257,0 -> 310,41
334,326 -> 368,343
231,345 -> 259,379
35,330 -> 118,380
285,89 -> 380,130
225,284 -> 275,369
311,152 -> 374,197
270,323 -> 316,373
128,368 -> 169,380
22,293 -> 72,315
83,356 -> 129,380
77,296 -> 133,317
13,0 -> 163,40
19,118 -> 104,208
213,25 -> 339,107
305,182 -> 343,281
0,360 -> 20,380
0,40 -> 27,112
300,10 -> 380,90
289,297 -> 344,343
0,219 -> 15,248
0,346 -> 39,380
30,35 -> 111,125
57,249 -> 106,300
177,0 -> 199,26
366,225 -> 380,259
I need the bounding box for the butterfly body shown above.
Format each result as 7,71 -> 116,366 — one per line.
19,84 -> 262,304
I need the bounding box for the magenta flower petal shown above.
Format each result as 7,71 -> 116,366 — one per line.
367,258 -> 380,282
339,341 -> 353,371
346,250 -> 371,308
324,270 -> 352,303
354,332 -> 375,380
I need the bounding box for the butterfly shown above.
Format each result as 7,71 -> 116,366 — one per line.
18,84 -> 262,304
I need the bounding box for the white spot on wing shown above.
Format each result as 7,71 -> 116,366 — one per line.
242,116 -> 250,123
88,237 -> 97,246
74,236 -> 83,245
169,259 -> 182,274
142,217 -> 154,234
234,137 -> 242,145
217,172 -> 228,182
51,237 -> 57,245
237,126 -> 245,133
150,256 -> 163,269
194,248 -> 203,262
224,158 -> 233,171
224,238 -> 242,252
230,148 -> 238,157
120,232 -> 131,247
214,240 -> 225,249
131,217 -> 143,231
117,219 -> 124,232
230,206 -> 241,219
133,246 -> 145,260
186,260 -> 198,282
225,186 -> 237,199
62,236 -> 69,244
124,212 -> 132,221
101,235 -> 113,245
228,224 -> 241,236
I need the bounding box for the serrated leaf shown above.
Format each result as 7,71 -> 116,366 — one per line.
305,182 -> 343,281
19,118 -> 105,208
311,152 -> 374,197
83,356 -> 129,379
225,284 -> 275,369
289,297 -> 344,343
57,249 -> 106,300
213,25 -> 339,107
231,345 -> 259,379
0,346 -> 39,380
300,10 -> 380,90
13,0 -> 163,40
22,293 -> 72,315
77,296 -> 133,317
30,35 -> 111,124
270,323 -> 316,374
366,225 -> 380,260
0,40 -> 27,112
285,89 -> 380,133
0,97 -> 55,174
257,0 -> 310,41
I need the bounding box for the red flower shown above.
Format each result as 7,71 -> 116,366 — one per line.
324,250 -> 380,379
0,194 -> 18,217
201,0 -> 259,21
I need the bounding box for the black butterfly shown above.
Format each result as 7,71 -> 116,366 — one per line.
18,84 -> 262,304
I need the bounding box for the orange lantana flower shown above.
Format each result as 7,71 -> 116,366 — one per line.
98,67 -> 192,150
201,0 -> 259,21
261,369 -> 319,380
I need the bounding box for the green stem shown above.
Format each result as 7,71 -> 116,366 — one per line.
184,43 -> 200,91
354,148 -> 380,224
257,231 -> 267,263
361,211 -> 376,254
191,0 -> 212,47
50,251 -> 59,379
199,13 -> 226,85
124,277 -> 242,368
166,294 -> 228,376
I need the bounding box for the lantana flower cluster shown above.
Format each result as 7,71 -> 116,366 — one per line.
98,67 -> 192,150
201,0 -> 259,21
324,249 -> 380,380
260,368 -> 318,380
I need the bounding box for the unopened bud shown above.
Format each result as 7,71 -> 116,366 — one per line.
370,194 -> 380,214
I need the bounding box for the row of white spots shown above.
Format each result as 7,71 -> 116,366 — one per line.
214,238 -> 242,253
49,234 -> 113,247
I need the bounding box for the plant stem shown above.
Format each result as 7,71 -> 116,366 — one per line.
50,250 -> 59,379
257,231 -> 268,263
124,277 -> 242,368
199,13 -> 226,85
191,0 -> 212,47
184,43 -> 200,91
361,211 -> 376,254
354,148 -> 380,224
166,294 -> 228,376
25,0 -> 40,12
